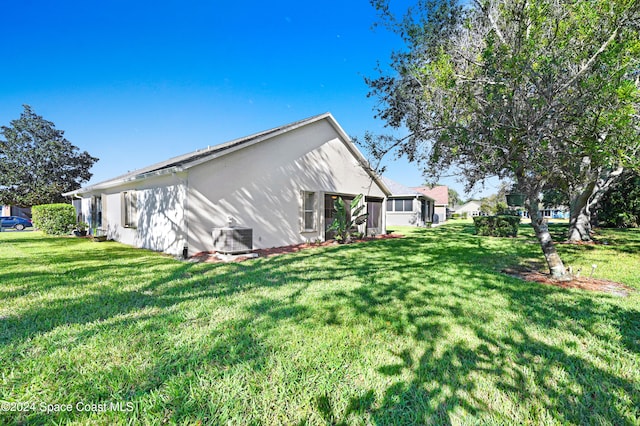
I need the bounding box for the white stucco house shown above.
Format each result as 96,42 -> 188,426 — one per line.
452,200 -> 485,218
382,177 -> 434,227
64,113 -> 390,256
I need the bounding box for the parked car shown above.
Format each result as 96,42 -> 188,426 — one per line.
0,216 -> 33,230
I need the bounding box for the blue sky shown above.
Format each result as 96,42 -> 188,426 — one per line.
1,0 -> 498,199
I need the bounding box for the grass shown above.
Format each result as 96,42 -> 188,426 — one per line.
0,224 -> 638,425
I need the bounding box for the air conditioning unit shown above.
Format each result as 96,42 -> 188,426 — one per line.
212,225 -> 253,254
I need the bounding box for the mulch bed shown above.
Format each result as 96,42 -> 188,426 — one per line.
503,266 -> 635,297
191,233 -> 404,264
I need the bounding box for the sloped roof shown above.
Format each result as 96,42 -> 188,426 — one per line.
412,186 -> 449,206
382,177 -> 433,200
65,113 -> 390,196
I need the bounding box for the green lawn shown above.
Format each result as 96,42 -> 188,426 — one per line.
1,224 -> 638,425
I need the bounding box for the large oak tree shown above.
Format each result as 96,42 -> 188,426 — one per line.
0,105 -> 98,206
366,0 -> 640,278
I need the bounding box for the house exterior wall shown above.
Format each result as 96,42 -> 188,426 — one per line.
68,116 -> 387,256
385,197 -> 428,227
186,119 -> 386,254
520,206 -> 569,219
105,174 -> 187,255
433,205 -> 447,224
1,205 -> 32,218
71,173 -> 188,256
455,201 -> 483,217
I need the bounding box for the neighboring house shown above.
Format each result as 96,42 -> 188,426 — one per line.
452,200 -> 485,218
451,200 -> 569,219
520,206 -> 569,219
412,185 -> 449,224
382,177 -> 434,227
1,205 -> 31,219
64,113 -> 390,256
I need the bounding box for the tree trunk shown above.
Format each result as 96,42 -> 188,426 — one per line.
568,208 -> 592,241
528,199 -> 569,280
568,182 -> 595,242
567,167 -> 624,242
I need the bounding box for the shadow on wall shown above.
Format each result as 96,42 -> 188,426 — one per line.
110,183 -> 187,256
187,142 -> 376,253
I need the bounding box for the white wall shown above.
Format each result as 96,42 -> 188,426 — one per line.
455,201 -> 483,217
187,119 -> 386,253
85,173 -> 188,256
73,117 -> 386,256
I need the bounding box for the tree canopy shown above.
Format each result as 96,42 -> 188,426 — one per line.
366,0 -> 640,278
0,105 -> 98,206
596,170 -> 640,228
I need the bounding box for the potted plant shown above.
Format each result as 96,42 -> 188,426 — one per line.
71,221 -> 89,237
506,185 -> 526,207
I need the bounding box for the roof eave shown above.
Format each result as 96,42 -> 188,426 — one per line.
64,112 -> 391,198
63,166 -> 185,197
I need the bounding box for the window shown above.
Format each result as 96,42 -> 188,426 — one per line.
122,191 -> 138,228
302,191 -> 316,231
389,198 -> 413,212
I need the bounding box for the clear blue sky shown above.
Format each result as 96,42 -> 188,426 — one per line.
0,0 -> 498,200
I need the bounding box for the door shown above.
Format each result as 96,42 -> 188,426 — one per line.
366,198 -> 383,236
324,194 -> 353,240
91,196 -> 102,230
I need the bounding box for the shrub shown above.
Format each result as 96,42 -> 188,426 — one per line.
32,203 -> 76,235
473,215 -> 521,237
451,212 -> 468,220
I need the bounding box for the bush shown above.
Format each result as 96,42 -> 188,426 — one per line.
451,212 -> 468,220
473,215 -> 521,237
32,203 -> 76,235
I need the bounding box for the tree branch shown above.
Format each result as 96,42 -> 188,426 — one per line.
558,26 -> 620,94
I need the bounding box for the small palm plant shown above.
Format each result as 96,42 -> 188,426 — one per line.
327,193 -> 368,244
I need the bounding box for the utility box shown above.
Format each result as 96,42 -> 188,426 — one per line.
212,226 -> 253,254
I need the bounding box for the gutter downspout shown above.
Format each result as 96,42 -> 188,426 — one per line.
184,173 -> 190,259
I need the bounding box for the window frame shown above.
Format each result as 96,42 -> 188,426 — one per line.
122,191 -> 138,228
388,198 -> 414,212
301,191 -> 316,232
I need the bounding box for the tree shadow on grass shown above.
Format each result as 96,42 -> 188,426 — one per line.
308,226 -> 639,424
2,225 -> 639,424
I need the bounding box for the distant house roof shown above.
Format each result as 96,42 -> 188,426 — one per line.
64,113 -> 390,197
382,177 -> 434,200
412,186 -> 449,206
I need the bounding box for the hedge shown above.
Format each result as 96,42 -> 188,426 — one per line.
32,203 -> 76,235
473,215 -> 521,237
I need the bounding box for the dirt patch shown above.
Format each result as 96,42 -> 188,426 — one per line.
557,239 -> 609,246
191,233 -> 404,264
503,266 -> 635,297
